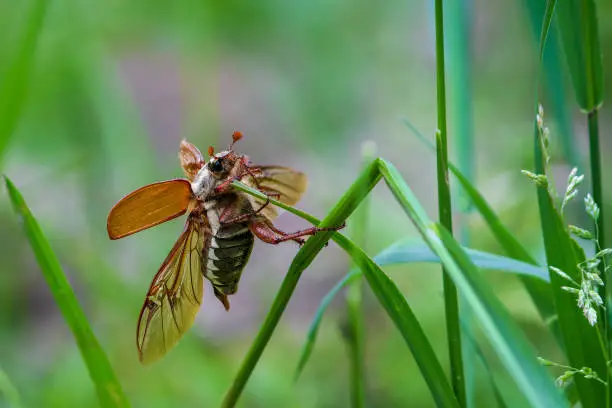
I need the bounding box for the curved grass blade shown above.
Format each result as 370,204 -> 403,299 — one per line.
0,0 -> 48,162
373,241 -> 549,281
226,169 -> 460,408
378,159 -> 566,407
232,160 -> 564,407
555,0 -> 602,112
403,119 -> 557,334
295,240 -> 550,380
4,177 -> 130,408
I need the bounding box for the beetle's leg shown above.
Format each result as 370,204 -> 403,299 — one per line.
219,198 -> 272,225
249,220 -> 343,246
213,167 -> 264,194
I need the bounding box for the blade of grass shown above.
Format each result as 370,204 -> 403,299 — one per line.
342,142 -> 375,408
445,0 -> 477,402
555,0 -> 603,112
233,158 -> 564,406
554,0 -> 607,400
221,162 -> 381,408
3,177 -> 130,408
523,0 -> 579,168
532,121 -> 606,408
404,119 -> 558,337
0,0 -> 48,162
294,240 -> 550,380
460,321 -> 510,408
434,0 -> 465,403
587,109 -> 607,399
534,2 -> 607,407
378,159 -> 566,407
226,166 -> 460,408
0,367 -> 22,408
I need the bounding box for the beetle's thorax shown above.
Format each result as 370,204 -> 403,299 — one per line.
190,150 -> 242,201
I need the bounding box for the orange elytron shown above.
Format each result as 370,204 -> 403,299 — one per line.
107,133 -> 335,364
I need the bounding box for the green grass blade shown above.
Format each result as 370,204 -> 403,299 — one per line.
371,241 -> 549,281
524,0 -> 579,167
378,159 -> 566,407
3,177 -> 130,408
0,0 -> 48,162
222,161 -> 381,407
404,120 -> 558,331
226,166 -> 459,408
434,0 -> 465,402
231,158 -> 564,407
532,144 -> 607,408
294,241 -> 550,380
460,322 -> 510,408
446,0 -> 477,402
343,143 -> 374,408
335,228 -> 460,408
587,79 -> 607,408
555,0 -> 603,112
0,367 -> 22,408
537,0 -> 557,63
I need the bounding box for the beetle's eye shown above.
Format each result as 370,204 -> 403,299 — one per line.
209,159 -> 223,173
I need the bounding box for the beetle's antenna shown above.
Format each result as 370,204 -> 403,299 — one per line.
229,131 -> 243,150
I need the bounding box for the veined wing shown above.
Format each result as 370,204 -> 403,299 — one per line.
136,214 -> 209,364
243,166 -> 308,220
107,179 -> 192,240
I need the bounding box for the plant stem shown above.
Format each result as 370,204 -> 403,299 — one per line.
345,256 -> 366,408
344,143 -> 375,408
588,108 -> 608,407
434,0 -> 465,405
588,109 -> 605,280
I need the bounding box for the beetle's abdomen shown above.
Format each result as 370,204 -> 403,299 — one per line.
206,219 -> 254,306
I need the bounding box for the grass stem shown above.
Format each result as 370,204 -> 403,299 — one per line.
434,0 -> 466,405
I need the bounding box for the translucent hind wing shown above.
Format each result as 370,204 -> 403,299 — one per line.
136,215 -> 207,364
243,166 -> 308,220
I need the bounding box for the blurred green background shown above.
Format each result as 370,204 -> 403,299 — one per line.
1,1 -> 611,407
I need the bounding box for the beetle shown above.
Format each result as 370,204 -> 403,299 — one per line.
107,132 -> 338,363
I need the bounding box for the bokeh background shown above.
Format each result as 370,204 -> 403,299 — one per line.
1,1 -> 611,407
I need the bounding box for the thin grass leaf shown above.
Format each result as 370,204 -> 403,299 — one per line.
555,0 -> 603,111
0,0 -> 48,162
342,142 -> 374,408
233,159 -> 564,407
537,0 -> 557,63
533,4 -> 607,404
434,0 -> 465,402
226,166 -> 459,408
404,120 -> 558,334
378,158 -> 566,407
531,158 -> 607,408
3,177 -> 130,408
0,367 -> 22,408
460,321 -> 510,408
221,162 -> 382,408
524,0 -> 579,167
446,0 -> 477,401
294,240 -> 550,380
336,229 -> 460,408
372,241 -> 549,281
